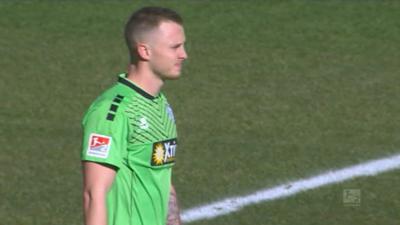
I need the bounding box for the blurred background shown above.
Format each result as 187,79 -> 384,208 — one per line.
1,1 -> 399,224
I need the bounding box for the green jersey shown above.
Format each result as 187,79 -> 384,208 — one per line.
81,73 -> 178,225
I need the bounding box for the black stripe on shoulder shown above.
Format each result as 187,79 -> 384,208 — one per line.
106,113 -> 115,121
113,98 -> 122,103
109,104 -> 118,112
106,94 -> 125,121
113,94 -> 125,103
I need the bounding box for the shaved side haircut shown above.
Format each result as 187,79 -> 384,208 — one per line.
124,6 -> 183,63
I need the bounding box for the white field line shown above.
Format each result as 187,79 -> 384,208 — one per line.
181,153 -> 400,223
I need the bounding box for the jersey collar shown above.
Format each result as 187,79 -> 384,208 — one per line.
118,73 -> 157,100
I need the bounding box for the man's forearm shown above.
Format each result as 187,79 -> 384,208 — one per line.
167,185 -> 182,225
82,162 -> 116,225
83,191 -> 108,225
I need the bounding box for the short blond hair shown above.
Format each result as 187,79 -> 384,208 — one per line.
124,6 -> 183,63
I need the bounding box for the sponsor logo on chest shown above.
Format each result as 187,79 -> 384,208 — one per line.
151,138 -> 177,166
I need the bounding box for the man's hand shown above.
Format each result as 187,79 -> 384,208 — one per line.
167,185 -> 182,225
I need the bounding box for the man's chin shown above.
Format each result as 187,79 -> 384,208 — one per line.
163,73 -> 181,80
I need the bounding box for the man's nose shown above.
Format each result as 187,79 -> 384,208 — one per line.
180,47 -> 188,60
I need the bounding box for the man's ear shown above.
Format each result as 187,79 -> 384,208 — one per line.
137,43 -> 151,61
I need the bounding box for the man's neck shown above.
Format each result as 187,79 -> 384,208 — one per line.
126,64 -> 164,97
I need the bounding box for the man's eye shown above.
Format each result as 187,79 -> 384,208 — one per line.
172,44 -> 183,49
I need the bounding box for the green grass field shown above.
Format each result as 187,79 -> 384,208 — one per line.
1,1 -> 400,224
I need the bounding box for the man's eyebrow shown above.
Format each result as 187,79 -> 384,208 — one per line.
171,42 -> 185,48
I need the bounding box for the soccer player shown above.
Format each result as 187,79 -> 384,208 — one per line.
81,6 -> 187,225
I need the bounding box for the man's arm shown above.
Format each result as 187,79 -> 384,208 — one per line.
167,185 -> 182,225
82,161 -> 116,225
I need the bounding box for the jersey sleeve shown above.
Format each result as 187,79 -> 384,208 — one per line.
81,100 -> 128,169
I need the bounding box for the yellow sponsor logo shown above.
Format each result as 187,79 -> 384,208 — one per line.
151,139 -> 177,166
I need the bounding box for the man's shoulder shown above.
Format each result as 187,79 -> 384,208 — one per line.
83,85 -> 132,122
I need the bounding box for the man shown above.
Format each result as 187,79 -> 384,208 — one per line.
81,6 -> 187,225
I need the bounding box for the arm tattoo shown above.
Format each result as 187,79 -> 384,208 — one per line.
167,186 -> 182,225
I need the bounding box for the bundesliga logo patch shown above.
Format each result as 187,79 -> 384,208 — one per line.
151,138 -> 177,166
87,133 -> 111,158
